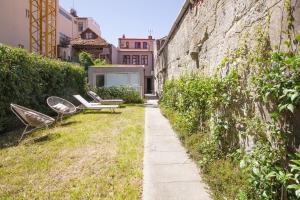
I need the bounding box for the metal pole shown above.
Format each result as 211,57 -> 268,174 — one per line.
39,0 -> 43,55
45,0 -> 49,56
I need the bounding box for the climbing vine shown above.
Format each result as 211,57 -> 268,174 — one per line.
160,24 -> 300,199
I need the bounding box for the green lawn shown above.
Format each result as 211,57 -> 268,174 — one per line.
0,105 -> 144,199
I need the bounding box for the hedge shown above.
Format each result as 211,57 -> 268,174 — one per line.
0,45 -> 86,133
93,86 -> 144,104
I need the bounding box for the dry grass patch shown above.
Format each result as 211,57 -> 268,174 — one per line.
0,105 -> 144,199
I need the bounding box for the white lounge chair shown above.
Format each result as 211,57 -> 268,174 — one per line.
73,95 -> 119,113
10,104 -> 55,142
87,91 -> 124,105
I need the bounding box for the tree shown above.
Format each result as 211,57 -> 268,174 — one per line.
79,52 -> 94,70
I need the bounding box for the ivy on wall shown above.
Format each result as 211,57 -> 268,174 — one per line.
160,23 -> 300,199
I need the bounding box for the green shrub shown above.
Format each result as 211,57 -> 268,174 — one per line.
79,51 -> 94,70
161,106 -> 248,200
93,86 -> 143,104
287,153 -> 300,198
94,58 -> 107,66
0,45 -> 86,133
159,33 -> 300,199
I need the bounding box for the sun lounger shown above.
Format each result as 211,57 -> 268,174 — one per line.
73,95 -> 119,112
87,91 -> 124,105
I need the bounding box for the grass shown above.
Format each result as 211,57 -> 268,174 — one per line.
0,105 -> 144,199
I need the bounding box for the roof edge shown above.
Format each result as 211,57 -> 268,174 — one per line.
158,0 -> 190,55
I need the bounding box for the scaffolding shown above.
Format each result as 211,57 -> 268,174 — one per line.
29,0 -> 57,58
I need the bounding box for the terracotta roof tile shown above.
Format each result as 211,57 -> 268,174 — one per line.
71,36 -> 109,46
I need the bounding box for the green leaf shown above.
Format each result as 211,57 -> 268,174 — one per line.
253,167 -> 260,175
291,92 -> 300,102
296,189 -> 300,197
287,185 -> 300,189
291,159 -> 300,165
295,35 -> 300,42
240,160 -> 246,168
287,104 -> 295,113
279,104 -> 287,112
271,112 -> 280,120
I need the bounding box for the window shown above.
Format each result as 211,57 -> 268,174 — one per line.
78,22 -> 84,32
143,42 -> 148,49
123,55 -> 130,64
25,9 -> 30,18
132,55 -> 140,65
135,42 -> 141,49
59,32 -> 70,45
86,32 -> 93,39
96,74 -> 105,87
105,73 -> 140,91
141,55 -> 148,65
106,73 -> 129,87
126,42 -> 129,48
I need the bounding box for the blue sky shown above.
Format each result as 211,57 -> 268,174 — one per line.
59,0 -> 185,46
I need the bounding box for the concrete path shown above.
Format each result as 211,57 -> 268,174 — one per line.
143,100 -> 211,200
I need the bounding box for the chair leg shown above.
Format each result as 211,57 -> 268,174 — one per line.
56,114 -> 61,121
18,125 -> 29,143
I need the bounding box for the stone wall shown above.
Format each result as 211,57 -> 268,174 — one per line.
155,0 -> 300,94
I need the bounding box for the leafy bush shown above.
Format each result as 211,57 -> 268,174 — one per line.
0,45 -> 86,133
93,86 -> 143,104
79,51 -> 94,70
94,58 -> 107,66
287,153 -> 300,198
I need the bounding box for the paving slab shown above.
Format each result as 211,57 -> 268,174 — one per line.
143,100 -> 211,200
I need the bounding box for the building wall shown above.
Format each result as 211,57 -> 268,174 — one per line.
0,0 -> 30,50
119,37 -> 154,51
58,7 -> 78,40
155,0 -> 300,94
111,45 -> 119,64
58,9 -> 103,61
118,51 -> 154,76
77,18 -> 101,37
117,36 -> 155,94
58,6 -> 77,60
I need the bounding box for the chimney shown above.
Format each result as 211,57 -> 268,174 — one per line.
148,35 -> 153,39
70,8 -> 78,17
122,34 -> 126,39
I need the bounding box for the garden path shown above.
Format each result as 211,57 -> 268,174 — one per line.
143,100 -> 211,200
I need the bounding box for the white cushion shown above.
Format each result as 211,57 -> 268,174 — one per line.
53,103 -> 70,113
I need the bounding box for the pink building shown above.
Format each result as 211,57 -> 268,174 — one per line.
118,35 -> 155,94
